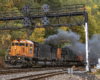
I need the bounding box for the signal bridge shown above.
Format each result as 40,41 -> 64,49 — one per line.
0,4 -> 87,30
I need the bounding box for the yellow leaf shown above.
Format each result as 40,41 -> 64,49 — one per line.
30,27 -> 45,43
60,27 -> 67,31
85,6 -> 91,14
97,11 -> 100,15
93,4 -> 98,9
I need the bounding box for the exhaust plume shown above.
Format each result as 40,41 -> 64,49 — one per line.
44,28 -> 100,64
44,28 -> 80,45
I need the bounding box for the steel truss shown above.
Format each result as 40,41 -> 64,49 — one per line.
0,4 -> 86,30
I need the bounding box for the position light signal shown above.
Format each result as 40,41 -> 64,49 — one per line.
41,4 -> 50,26
22,5 -> 30,13
42,17 -> 49,26
41,4 -> 50,13
23,17 -> 31,26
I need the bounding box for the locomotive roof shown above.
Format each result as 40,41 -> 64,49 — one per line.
26,40 -> 34,44
13,39 -> 34,44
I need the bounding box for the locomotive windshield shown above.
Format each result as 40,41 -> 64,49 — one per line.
12,43 -> 14,46
15,43 -> 18,45
13,43 -> 25,46
26,43 -> 28,47
19,43 -> 25,46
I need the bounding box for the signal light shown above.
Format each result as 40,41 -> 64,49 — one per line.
8,57 -> 10,59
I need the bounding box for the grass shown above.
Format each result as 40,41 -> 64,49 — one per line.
95,69 -> 100,75
91,69 -> 100,76
93,69 -> 100,79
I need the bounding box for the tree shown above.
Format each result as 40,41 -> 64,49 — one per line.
62,0 -> 93,6
68,6 -> 98,43
60,26 -> 67,31
12,0 -> 25,9
11,30 -> 27,41
40,0 -> 62,7
24,0 -> 39,8
0,0 -> 13,11
93,4 -> 98,9
30,27 -> 45,43
44,27 -> 58,38
86,6 -> 98,34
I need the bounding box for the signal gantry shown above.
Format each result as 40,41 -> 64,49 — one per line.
0,4 -> 87,30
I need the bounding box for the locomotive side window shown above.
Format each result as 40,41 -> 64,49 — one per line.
26,43 -> 28,47
19,43 -> 25,46
30,44 -> 32,54
12,43 -> 14,46
15,43 -> 18,46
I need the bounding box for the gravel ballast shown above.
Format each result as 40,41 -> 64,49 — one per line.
0,70 -> 99,80
47,73 -> 100,80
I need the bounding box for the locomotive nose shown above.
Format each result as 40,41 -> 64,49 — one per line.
15,47 -> 21,55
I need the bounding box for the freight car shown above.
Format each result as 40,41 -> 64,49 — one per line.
5,39 -> 84,67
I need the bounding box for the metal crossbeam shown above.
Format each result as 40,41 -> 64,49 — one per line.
0,4 -> 86,30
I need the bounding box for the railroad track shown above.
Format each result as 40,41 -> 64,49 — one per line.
0,66 -> 85,75
9,70 -> 68,80
0,66 -> 86,80
0,67 -> 66,75
0,68 -> 35,75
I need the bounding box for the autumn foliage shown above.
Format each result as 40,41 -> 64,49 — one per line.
0,0 -> 100,61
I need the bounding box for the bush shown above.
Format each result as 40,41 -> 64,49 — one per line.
0,49 -> 6,58
0,56 -> 4,68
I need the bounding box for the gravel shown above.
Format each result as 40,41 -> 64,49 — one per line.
47,74 -> 82,80
47,73 -> 100,80
0,69 -> 99,80
0,69 -> 63,80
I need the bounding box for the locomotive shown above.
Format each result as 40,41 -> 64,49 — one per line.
5,38 -> 84,67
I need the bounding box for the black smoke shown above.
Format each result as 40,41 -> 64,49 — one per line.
44,28 -> 80,45
44,28 -> 85,55
44,28 -> 100,64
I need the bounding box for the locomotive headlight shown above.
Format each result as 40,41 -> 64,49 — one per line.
18,57 -> 20,59
8,57 -> 10,59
